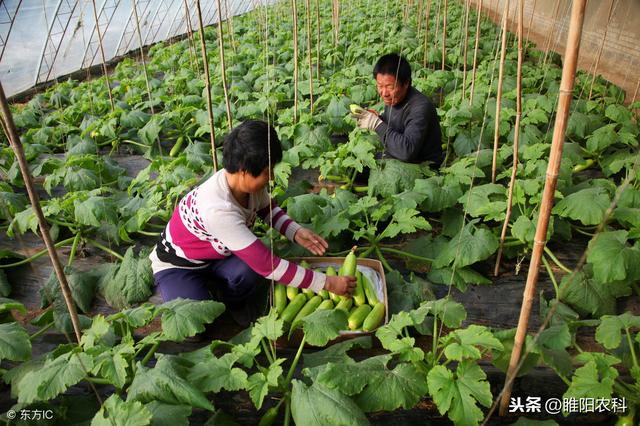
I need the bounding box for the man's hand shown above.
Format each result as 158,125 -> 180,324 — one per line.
352,109 -> 382,131
324,275 -> 357,296
294,228 -> 328,256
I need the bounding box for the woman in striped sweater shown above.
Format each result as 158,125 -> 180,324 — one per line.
150,120 -> 356,323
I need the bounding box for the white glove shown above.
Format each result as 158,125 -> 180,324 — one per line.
352,109 -> 382,131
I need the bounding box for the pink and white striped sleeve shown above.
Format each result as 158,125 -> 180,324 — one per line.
257,199 -> 301,242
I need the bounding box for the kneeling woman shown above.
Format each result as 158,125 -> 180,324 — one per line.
150,120 -> 355,322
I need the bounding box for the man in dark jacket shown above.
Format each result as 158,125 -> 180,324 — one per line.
352,53 -> 443,166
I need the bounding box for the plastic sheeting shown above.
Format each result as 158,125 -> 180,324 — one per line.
0,0 -> 263,97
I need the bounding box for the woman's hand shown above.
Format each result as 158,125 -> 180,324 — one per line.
324,275 -> 357,296
294,228 -> 328,256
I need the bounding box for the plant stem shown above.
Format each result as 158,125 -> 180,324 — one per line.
624,327 -> 639,370
85,239 -> 125,261
543,246 -> 572,274
136,230 -> 161,237
67,232 -> 81,267
141,342 -> 159,366
358,246 -> 374,258
326,248 -> 353,256
29,321 -> 55,341
285,335 -> 306,384
261,338 -> 276,365
0,237 -> 76,268
85,377 -> 113,385
374,246 -> 393,272
432,317 -> 438,365
541,254 -> 560,299
379,246 -> 434,263
284,397 -> 292,426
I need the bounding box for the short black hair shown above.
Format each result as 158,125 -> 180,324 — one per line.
222,120 -> 282,176
373,53 -> 412,86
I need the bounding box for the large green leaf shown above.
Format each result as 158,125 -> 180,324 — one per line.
586,231 -> 640,284
127,357 -> 214,411
553,187 -> 610,226
159,299 -> 225,341
368,159 -> 428,198
442,325 -> 503,361
380,208 -> 431,239
414,176 -> 463,213
559,269 -> 616,317
595,313 -> 640,350
300,308 -> 348,347
0,322 -> 31,362
247,359 -> 284,409
91,342 -> 134,389
302,336 -> 371,370
315,355 -> 391,395
290,380 -> 369,426
434,222 -> 499,269
92,395 -> 152,426
41,267 -> 98,313
251,309 -> 285,341
18,351 -> 93,404
100,247 -> 154,309
188,353 -> 249,393
459,183 -> 507,221
563,355 -> 619,401
427,361 -> 493,426
353,362 -> 429,412
146,402 -> 191,426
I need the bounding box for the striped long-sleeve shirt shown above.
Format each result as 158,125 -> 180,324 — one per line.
149,169 -> 326,292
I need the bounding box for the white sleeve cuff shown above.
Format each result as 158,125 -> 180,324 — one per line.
285,221 -> 302,242
308,271 -> 326,293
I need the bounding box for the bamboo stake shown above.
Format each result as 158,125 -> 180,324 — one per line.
461,0 -> 471,101
495,0 -> 524,277
433,0 -> 442,70
422,0 -> 432,67
315,0 -> 320,79
305,0 -> 314,112
588,0 -> 616,100
441,0 -> 447,71
491,0 -> 508,183
224,0 -> 237,54
215,0 -> 233,130
292,0 -> 299,122
469,0 -> 482,104
417,0 -> 423,42
0,83 -> 82,343
195,0 -> 219,171
184,0 -> 200,74
133,0 -> 154,115
499,0 -> 587,416
632,76 -> 640,104
90,0 -> 114,112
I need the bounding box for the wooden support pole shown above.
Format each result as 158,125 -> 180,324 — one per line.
499,0 -> 587,416
526,0 -> 537,41
133,0 -> 155,115
541,0 -> 561,66
441,0 -> 447,71
433,0 -> 442,70
491,0 -> 508,183
224,0 -> 237,54
90,0 -> 114,112
422,0 -> 432,67
195,0 -> 219,171
461,0 -> 471,101
0,82 -> 83,343
315,0 -> 320,79
469,0 -> 482,104
495,0 -> 524,277
633,76 -> 640,105
184,0 -> 200,74
215,0 -> 233,130
305,0 -> 314,112
292,0 -> 299,122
